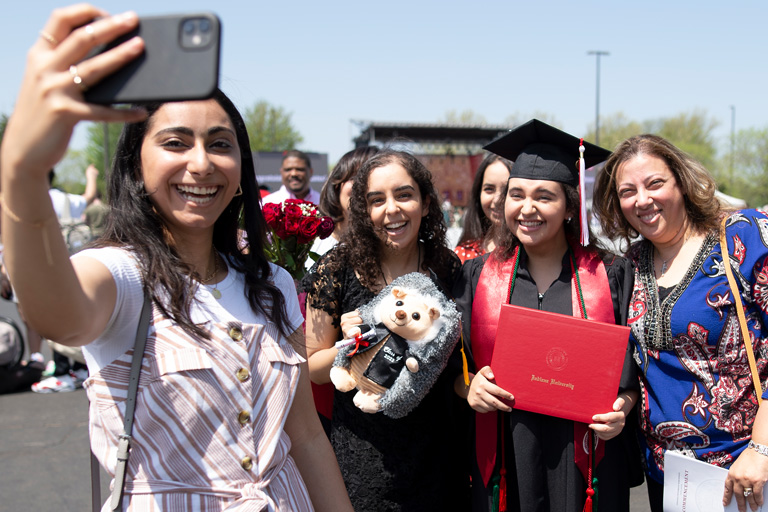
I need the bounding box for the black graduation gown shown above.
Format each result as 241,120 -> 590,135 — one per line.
452,249 -> 644,512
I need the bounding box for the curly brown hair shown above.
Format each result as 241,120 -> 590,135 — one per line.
332,150 -> 453,290
592,134 -> 724,248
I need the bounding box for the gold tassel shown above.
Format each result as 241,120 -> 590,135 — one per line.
460,334 -> 470,386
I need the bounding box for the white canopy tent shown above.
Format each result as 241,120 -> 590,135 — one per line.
715,190 -> 747,208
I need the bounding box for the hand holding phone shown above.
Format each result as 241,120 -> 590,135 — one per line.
83,13 -> 221,104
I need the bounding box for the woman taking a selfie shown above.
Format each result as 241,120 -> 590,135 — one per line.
592,134 -> 768,512
1,5 -> 351,511
453,120 -> 641,511
302,149 -> 470,510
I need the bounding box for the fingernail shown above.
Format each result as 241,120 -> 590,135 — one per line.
117,11 -> 138,23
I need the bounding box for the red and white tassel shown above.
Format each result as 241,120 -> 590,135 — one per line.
578,139 -> 589,246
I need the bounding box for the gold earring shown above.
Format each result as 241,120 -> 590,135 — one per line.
234,185 -> 243,197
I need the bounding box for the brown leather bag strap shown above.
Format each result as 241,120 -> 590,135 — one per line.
720,216 -> 763,405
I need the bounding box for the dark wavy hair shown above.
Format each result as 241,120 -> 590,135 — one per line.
95,89 -> 291,339
592,134 -> 724,248
495,181 -> 602,260
318,146 -> 379,225
333,150 -> 453,290
457,152 -> 513,246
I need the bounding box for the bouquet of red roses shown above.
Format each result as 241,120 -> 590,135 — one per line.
262,199 -> 334,280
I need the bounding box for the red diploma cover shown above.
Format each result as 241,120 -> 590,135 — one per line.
490,304 -> 630,424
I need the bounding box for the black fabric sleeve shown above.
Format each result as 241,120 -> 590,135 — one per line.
451,254 -> 489,373
604,253 -> 640,393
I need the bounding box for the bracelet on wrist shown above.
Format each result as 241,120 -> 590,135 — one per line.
748,440 -> 768,457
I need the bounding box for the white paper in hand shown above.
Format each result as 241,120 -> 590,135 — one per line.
663,450 -> 764,512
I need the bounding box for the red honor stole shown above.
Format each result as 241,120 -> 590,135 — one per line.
471,244 -> 615,488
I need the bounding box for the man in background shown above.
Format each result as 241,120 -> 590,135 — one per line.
263,150 -> 320,204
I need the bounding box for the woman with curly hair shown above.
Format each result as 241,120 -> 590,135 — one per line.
592,133 -> 768,512
304,146 -> 379,271
454,152 -> 513,263
302,149 -> 470,510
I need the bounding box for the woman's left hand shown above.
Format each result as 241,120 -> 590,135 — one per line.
589,392 -> 636,441
723,446 -> 768,512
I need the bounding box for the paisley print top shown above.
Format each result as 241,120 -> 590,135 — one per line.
627,209 -> 768,483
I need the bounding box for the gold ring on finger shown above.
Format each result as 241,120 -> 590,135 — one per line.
39,30 -> 59,47
744,487 -> 754,497
69,65 -> 88,92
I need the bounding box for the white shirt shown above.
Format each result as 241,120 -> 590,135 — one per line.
262,185 -> 320,205
49,188 -> 87,221
73,247 -> 303,373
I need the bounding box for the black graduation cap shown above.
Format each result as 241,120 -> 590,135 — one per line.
483,119 -> 611,187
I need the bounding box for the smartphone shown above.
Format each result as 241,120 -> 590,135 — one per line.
83,13 -> 221,104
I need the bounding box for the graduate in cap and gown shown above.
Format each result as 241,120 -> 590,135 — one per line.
452,120 -> 644,512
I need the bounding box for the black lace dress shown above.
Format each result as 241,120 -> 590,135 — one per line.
302,246 -> 471,511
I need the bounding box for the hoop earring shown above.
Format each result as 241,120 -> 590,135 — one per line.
234,185 -> 243,197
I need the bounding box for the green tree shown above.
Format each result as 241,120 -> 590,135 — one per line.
82,121 -> 125,196
652,110 -> 719,171
441,109 -> 488,125
584,112 -> 646,150
504,112 -> 561,129
587,110 -> 719,170
51,150 -> 90,194
716,127 -> 768,207
0,113 -> 7,143
244,101 -> 303,151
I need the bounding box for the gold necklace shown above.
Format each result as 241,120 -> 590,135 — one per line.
200,250 -> 222,299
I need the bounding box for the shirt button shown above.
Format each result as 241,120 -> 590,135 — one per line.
236,368 -> 250,382
229,326 -> 243,342
238,410 -> 251,425
241,456 -> 253,471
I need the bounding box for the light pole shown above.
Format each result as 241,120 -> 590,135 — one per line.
588,51 -> 609,146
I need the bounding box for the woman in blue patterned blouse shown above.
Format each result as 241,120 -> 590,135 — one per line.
593,134 -> 768,512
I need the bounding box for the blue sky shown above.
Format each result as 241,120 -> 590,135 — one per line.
3,1 -> 767,167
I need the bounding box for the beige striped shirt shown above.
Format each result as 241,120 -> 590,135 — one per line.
84,304 -> 313,511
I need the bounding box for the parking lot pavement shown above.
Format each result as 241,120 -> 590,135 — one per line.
0,388 -> 110,512
0,301 -> 651,511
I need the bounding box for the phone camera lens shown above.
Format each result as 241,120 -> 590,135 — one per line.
183,20 -> 196,35
199,19 -> 211,33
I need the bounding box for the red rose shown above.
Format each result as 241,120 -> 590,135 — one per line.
262,203 -> 282,229
317,216 -> 335,239
298,217 -> 321,244
283,204 -> 303,219
284,198 -> 303,206
283,216 -> 301,237
273,221 -> 287,239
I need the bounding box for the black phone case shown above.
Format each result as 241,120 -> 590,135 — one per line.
83,13 -> 220,104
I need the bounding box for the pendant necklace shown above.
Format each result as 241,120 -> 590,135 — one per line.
656,229 -> 692,279
380,243 -> 420,287
659,257 -> 671,277
200,250 -> 222,299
